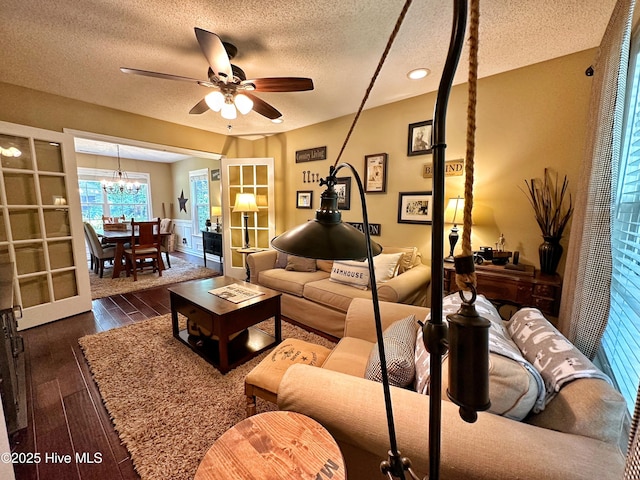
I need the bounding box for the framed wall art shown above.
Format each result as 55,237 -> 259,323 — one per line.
335,177 -> 351,210
397,191 -> 433,224
364,153 -> 388,193
296,190 -> 313,209
407,120 -> 433,156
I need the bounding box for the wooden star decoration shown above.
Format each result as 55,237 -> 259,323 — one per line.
178,190 -> 188,212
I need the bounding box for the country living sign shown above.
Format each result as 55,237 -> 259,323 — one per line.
422,159 -> 464,178
296,146 -> 327,163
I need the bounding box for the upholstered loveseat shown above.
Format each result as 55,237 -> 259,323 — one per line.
277,298 -> 627,480
247,247 -> 431,338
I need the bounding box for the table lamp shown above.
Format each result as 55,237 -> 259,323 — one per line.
444,196 -> 464,262
211,206 -> 222,232
233,193 -> 259,248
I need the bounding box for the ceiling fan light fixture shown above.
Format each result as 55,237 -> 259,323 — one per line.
234,93 -> 254,115
271,118 -> 284,124
205,91 -> 225,112
221,100 -> 237,120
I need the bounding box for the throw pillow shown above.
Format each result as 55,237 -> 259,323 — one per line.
365,315 -> 418,387
507,308 -> 612,407
285,255 -> 317,272
275,251 -> 289,269
316,259 -> 334,273
329,260 -> 369,289
414,293 -> 542,420
372,252 -> 403,283
382,246 -> 418,273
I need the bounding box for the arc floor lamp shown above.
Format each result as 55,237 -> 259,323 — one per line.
272,1 -> 489,478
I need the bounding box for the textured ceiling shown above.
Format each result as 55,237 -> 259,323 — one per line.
2,0 -> 616,139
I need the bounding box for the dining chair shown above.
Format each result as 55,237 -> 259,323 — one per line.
159,218 -> 173,268
84,222 -> 116,278
124,218 -> 162,281
83,222 -> 95,271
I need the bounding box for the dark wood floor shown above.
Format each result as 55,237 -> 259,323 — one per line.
9,252 -> 220,480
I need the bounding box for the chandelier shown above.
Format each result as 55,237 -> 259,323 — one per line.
101,145 -> 141,194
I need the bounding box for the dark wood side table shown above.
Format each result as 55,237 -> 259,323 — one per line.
194,411 -> 346,480
168,276 -> 281,373
202,231 -> 223,271
444,263 -> 562,318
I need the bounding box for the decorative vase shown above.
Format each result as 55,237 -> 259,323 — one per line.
539,236 -> 563,275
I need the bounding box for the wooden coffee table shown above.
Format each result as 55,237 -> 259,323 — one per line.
169,276 -> 282,373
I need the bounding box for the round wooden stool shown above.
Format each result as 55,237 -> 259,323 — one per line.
195,411 -> 346,480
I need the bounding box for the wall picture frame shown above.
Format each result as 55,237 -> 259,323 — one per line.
335,177 -> 351,210
296,190 -> 313,209
397,191 -> 433,224
407,120 -> 433,156
364,153 -> 388,193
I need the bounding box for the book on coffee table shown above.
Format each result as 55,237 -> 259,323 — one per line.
208,284 -> 265,304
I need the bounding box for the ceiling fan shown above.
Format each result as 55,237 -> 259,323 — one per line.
121,27 -> 314,121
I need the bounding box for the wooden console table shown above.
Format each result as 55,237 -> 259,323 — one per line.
444,263 -> 562,317
195,411 -> 345,480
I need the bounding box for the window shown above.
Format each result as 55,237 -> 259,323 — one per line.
190,169 -> 210,234
602,31 -> 640,413
77,168 -> 151,230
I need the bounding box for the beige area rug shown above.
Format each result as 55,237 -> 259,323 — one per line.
79,314 -> 336,480
90,255 -> 218,299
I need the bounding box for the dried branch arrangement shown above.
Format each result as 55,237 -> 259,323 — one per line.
523,169 -> 574,238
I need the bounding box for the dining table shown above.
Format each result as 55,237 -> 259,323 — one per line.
98,229 -> 169,279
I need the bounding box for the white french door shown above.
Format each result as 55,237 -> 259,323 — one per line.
0,121 -> 91,330
220,158 -> 275,280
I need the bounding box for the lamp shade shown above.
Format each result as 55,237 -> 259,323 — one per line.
271,183 -> 382,260
221,101 -> 237,120
232,193 -> 259,213
234,93 -> 254,115
205,91 -> 224,112
444,196 -> 465,224
211,206 -> 222,217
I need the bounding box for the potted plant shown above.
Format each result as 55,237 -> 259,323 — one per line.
523,169 -> 574,275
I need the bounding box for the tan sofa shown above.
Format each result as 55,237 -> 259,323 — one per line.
277,298 -> 627,480
247,247 -> 431,338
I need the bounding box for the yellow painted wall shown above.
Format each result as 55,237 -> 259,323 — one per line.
170,157 -> 222,221
0,81 -> 245,219
0,48 -> 595,273
262,49 -> 595,272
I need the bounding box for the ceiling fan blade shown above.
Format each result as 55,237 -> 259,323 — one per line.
244,93 -> 282,119
194,28 -> 233,83
189,98 -> 210,114
120,67 -> 206,84
242,77 -> 314,92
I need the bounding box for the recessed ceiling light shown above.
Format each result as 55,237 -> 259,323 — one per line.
272,118 -> 284,124
407,68 -> 430,80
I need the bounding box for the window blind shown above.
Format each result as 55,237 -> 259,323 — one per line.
603,32 -> 640,413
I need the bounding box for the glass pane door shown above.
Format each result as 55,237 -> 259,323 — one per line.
221,158 -> 275,280
0,121 -> 91,329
